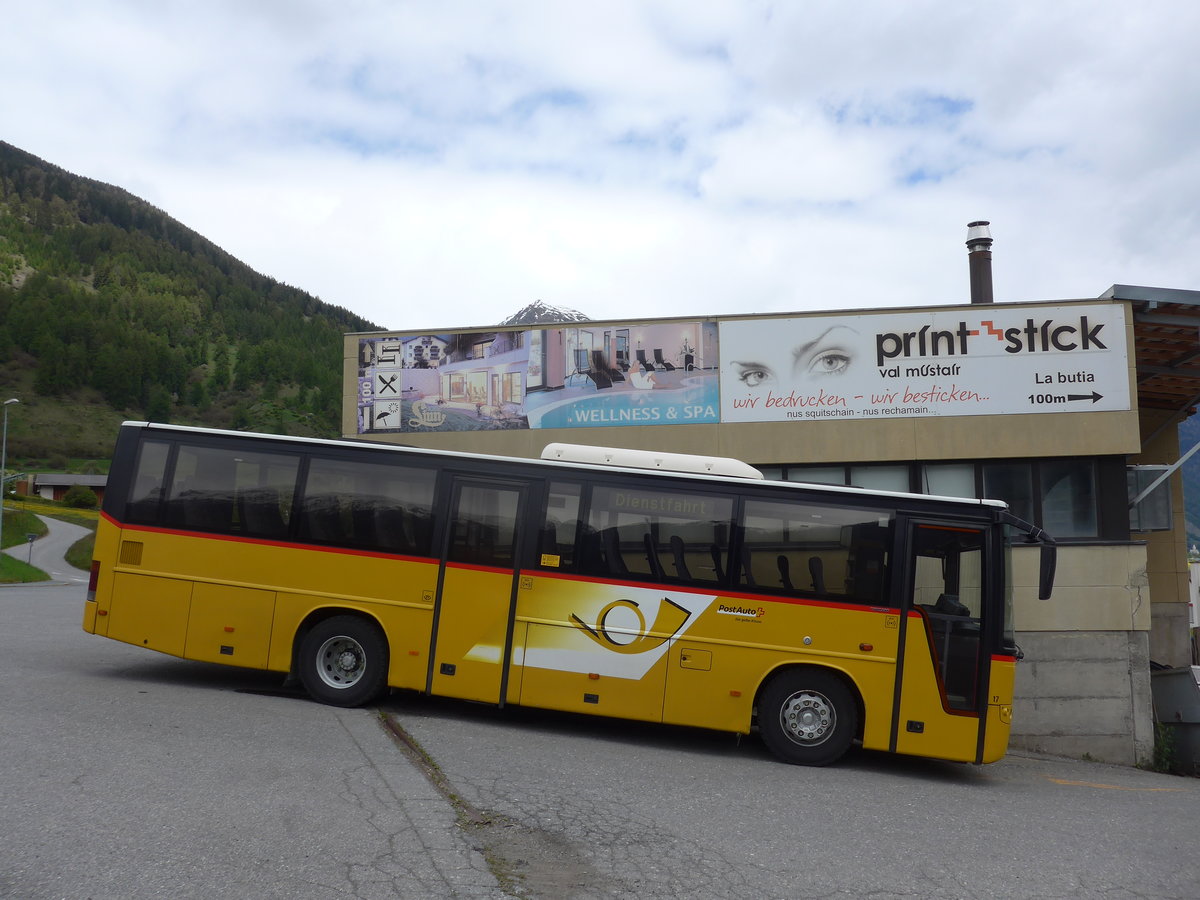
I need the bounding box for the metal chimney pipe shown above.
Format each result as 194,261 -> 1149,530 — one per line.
966,220 -> 994,304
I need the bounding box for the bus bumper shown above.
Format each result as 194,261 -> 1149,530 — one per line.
980,702 -> 1014,763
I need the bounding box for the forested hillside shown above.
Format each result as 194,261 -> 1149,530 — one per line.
0,141 -> 377,461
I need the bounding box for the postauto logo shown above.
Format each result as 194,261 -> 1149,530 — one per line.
571,597 -> 691,654
875,315 -> 1108,367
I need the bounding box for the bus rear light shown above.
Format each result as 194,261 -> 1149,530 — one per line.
87,560 -> 100,602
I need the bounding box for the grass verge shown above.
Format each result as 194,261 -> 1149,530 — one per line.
0,553 -> 51,584
0,508 -> 49,550
66,532 -> 96,571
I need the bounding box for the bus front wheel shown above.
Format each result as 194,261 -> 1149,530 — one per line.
759,669 -> 857,766
298,616 -> 389,707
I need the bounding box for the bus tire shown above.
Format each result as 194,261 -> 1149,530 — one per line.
298,615 -> 389,707
759,669 -> 857,766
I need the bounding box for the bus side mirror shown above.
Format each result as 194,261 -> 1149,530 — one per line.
1038,544 -> 1056,600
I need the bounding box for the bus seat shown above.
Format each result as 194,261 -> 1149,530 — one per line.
935,593 -> 969,616
740,544 -> 756,586
777,555 -> 793,590
577,526 -> 605,574
240,488 -> 287,538
602,528 -> 628,576
374,506 -> 413,552
669,535 -> 691,580
348,497 -> 378,546
126,482 -> 163,523
709,544 -> 726,581
302,494 -> 344,542
643,533 -> 664,579
179,490 -> 235,531
809,557 -> 826,593
406,510 -> 433,556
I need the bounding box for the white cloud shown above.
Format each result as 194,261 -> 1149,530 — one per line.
2,0 -> 1198,330
699,106 -> 896,206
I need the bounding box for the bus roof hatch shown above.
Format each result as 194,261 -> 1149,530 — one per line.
541,443 -> 764,480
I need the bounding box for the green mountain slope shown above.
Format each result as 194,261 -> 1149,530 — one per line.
0,141 -> 378,461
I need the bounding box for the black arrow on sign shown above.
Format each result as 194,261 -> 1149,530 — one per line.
1067,392 -> 1103,403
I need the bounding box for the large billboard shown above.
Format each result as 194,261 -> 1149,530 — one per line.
357,321 -> 720,434
718,304 -> 1129,423
354,304 -> 1130,436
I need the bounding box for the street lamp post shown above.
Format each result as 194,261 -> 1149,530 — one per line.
0,398 -> 19,556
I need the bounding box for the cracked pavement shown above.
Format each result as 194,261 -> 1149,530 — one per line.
385,694 -> 1199,899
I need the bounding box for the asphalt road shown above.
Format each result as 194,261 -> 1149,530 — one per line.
1,581 -> 505,899
387,695 -> 1199,899
2,537 -> 1196,899
1,513 -> 92,584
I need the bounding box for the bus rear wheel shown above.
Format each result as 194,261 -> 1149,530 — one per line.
759,670 -> 857,766
298,616 -> 389,707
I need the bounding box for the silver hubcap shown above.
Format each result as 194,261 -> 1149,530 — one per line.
316,635 -> 366,689
780,690 -> 835,746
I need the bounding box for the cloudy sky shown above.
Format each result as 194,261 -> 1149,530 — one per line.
4,1 -> 1198,330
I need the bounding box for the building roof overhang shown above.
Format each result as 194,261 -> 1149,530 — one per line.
1103,284 -> 1200,416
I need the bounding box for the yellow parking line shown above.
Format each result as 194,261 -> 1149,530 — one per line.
1047,777 -> 1187,792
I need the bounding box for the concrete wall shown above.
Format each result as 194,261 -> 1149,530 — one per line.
1008,542 -> 1153,765
1010,631 -> 1153,765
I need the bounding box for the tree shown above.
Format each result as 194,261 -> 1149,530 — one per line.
210,340 -> 231,392
145,384 -> 171,423
62,484 -> 99,509
186,380 -> 211,411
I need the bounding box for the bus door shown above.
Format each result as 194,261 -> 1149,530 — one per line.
427,477 -> 528,704
893,520 -> 990,761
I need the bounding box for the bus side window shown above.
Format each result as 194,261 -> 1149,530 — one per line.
537,481 -> 582,571
299,456 -> 437,555
234,454 -> 299,538
165,445 -> 236,532
161,443 -> 300,537
741,499 -> 893,602
125,440 -> 171,524
587,484 -> 733,587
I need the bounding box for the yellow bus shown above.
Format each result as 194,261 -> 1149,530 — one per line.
84,422 -> 1055,766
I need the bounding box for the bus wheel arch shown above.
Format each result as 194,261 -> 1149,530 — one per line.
294,611 -> 390,708
755,665 -> 862,766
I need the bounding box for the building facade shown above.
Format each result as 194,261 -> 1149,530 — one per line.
344,286 -> 1200,765
16,473 -> 108,504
